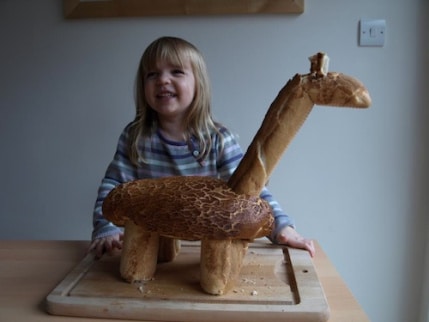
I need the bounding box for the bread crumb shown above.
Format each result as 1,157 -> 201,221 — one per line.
251,290 -> 258,296
242,278 -> 256,285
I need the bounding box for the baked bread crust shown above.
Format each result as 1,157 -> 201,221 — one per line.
103,176 -> 274,240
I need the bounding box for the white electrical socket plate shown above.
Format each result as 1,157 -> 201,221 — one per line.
359,19 -> 386,47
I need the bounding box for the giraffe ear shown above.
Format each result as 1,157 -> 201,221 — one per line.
308,52 -> 330,76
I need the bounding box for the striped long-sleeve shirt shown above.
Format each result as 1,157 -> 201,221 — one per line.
92,123 -> 294,242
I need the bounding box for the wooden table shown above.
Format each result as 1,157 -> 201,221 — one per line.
0,240 -> 369,322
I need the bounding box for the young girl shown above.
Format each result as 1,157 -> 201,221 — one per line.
89,36 -> 315,259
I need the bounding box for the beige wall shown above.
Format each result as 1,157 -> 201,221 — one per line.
1,1 -> 428,321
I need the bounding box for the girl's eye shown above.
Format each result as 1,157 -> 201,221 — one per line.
172,69 -> 185,75
145,72 -> 157,79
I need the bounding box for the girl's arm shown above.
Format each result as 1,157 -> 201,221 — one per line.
90,125 -> 137,255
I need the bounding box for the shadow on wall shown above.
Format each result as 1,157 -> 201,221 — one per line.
415,2 -> 429,322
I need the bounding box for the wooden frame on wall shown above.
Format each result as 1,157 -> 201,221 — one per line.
63,0 -> 305,18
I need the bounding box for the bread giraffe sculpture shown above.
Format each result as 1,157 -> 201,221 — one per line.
102,53 -> 371,295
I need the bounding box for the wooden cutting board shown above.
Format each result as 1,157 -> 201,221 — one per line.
46,239 -> 329,321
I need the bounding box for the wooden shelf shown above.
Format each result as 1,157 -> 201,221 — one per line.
63,0 -> 304,18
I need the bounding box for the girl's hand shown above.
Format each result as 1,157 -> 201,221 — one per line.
88,233 -> 124,259
276,226 -> 315,257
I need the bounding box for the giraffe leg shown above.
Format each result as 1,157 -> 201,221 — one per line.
120,221 -> 159,283
200,238 -> 248,295
157,236 -> 181,262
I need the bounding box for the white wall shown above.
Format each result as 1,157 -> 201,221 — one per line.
1,1 -> 428,321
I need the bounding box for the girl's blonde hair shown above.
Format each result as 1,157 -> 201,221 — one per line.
129,36 -> 222,165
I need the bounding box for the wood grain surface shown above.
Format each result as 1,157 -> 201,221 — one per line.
0,240 -> 369,322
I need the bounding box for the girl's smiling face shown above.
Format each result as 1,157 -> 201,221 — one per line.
144,59 -> 196,124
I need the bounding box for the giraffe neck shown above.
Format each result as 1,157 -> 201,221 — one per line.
227,67 -> 371,196
227,74 -> 314,195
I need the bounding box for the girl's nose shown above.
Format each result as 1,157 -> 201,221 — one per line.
157,72 -> 170,84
